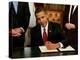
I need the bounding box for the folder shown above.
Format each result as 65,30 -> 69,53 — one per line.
58,46 -> 75,51
39,46 -> 58,53
39,45 -> 75,53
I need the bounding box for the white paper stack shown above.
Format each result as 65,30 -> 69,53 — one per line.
39,45 -> 75,53
39,46 -> 58,53
59,46 -> 75,51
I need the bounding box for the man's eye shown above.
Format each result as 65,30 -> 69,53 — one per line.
41,16 -> 44,18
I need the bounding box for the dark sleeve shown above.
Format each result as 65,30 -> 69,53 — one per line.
17,2 -> 30,31
55,23 -> 70,48
23,2 -> 30,31
30,28 -> 36,47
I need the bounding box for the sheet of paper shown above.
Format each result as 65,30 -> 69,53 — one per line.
59,45 -> 75,51
39,46 -> 58,53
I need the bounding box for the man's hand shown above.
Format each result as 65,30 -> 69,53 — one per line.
45,41 -> 60,50
14,28 -> 23,34
10,28 -> 23,37
65,23 -> 75,30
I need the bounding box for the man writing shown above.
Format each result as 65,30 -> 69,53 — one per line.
31,8 -> 69,50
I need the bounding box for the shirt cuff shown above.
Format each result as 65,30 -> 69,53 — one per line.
20,27 -> 25,33
58,42 -> 64,48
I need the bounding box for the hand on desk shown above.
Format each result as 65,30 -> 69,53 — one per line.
10,28 -> 23,37
45,41 -> 60,50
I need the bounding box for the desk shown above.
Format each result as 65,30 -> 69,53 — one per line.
10,46 -> 78,58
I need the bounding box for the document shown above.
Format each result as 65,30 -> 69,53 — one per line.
39,46 -> 58,53
39,45 -> 75,53
58,45 -> 75,51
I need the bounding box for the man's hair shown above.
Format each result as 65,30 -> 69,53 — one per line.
35,7 -> 47,15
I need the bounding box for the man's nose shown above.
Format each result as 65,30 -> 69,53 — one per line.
40,18 -> 43,22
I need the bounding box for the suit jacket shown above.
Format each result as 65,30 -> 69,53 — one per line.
9,2 -> 30,48
9,2 -> 30,31
63,5 -> 78,50
63,5 -> 78,29
31,22 -> 69,48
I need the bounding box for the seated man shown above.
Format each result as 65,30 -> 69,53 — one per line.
31,8 -> 69,50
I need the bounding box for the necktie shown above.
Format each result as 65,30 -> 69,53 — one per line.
43,27 -> 48,43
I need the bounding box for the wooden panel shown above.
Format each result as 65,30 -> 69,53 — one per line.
47,10 -> 63,24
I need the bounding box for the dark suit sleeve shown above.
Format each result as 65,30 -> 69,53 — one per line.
19,2 -> 30,31
9,2 -> 30,32
54,23 -> 70,48
30,28 -> 36,46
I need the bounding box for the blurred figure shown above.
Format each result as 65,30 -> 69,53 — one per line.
9,1 -> 30,58
63,5 -> 78,51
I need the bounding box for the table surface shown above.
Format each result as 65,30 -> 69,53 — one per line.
11,46 -> 78,58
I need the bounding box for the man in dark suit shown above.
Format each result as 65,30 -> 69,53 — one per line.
63,5 -> 78,51
9,1 -> 30,58
31,8 -> 69,49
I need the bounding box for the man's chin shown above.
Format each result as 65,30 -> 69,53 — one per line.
41,25 -> 45,27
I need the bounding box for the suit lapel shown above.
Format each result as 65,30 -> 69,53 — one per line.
37,25 -> 42,39
48,22 -> 54,40
37,25 -> 44,45
9,2 -> 19,27
10,2 -> 16,15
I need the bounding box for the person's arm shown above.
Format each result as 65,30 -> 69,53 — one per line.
45,23 -> 69,50
18,2 -> 30,32
30,28 -> 36,47
22,2 -> 30,31
56,23 -> 70,48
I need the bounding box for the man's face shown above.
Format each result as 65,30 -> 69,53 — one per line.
36,11 -> 48,27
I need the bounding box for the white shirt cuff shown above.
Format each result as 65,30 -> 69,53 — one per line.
20,27 -> 25,32
58,42 -> 64,48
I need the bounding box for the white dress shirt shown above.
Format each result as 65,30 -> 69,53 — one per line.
13,1 -> 18,14
41,22 -> 63,48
